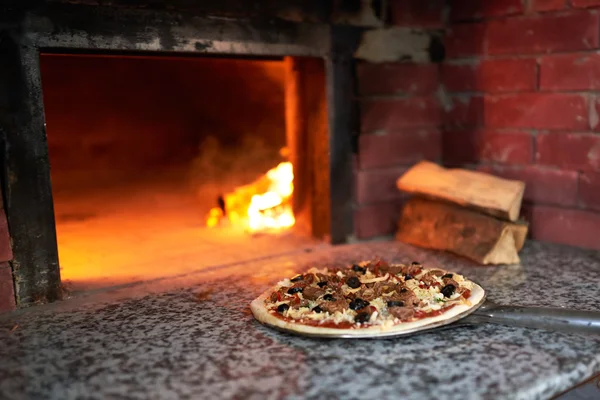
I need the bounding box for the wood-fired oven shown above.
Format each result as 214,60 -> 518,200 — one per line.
0,1 -> 376,307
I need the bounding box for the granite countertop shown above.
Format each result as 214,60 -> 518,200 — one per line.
0,240 -> 599,400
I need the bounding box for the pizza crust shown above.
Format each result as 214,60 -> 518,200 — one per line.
250,282 -> 486,338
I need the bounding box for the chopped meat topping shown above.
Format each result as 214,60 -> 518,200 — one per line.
302,286 -> 326,300
405,264 -> 423,276
316,273 -> 340,284
428,269 -> 446,277
319,298 -> 349,314
298,299 -> 310,308
373,282 -> 400,297
389,306 -> 415,321
358,288 -> 377,301
419,272 -> 441,286
387,289 -> 420,307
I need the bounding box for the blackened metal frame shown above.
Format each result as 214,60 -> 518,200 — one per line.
1,4 -> 359,305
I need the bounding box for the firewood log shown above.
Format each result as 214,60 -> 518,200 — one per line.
396,197 -> 529,265
397,161 -> 525,222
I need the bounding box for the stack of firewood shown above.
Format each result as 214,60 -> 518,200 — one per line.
395,161 -> 528,265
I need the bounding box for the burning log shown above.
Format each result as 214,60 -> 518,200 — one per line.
396,161 -> 525,222
206,161 -> 295,231
217,196 -> 226,215
396,198 -> 529,265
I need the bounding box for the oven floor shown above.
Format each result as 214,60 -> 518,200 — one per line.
0,240 -> 599,400
53,175 -> 325,292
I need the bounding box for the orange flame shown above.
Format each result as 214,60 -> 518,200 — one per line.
206,161 -> 295,231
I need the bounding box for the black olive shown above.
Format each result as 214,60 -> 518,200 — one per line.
346,276 -> 361,289
290,275 -> 303,282
355,312 -> 371,324
323,294 -> 336,301
400,288 -> 408,293
441,273 -> 453,279
411,261 -> 421,265
352,264 -> 366,274
441,284 -> 456,298
277,304 -> 290,313
312,306 -> 323,313
349,298 -> 370,311
404,274 -> 414,281
317,281 -> 328,288
387,301 -> 405,308
287,287 -> 303,295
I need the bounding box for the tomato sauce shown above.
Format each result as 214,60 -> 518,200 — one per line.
270,313 -> 356,329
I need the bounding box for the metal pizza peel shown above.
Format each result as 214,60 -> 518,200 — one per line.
458,298 -> 600,335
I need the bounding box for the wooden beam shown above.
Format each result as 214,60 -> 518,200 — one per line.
284,56 -> 330,240
0,35 -> 61,305
326,26 -> 361,244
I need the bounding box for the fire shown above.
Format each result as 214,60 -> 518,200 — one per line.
206,161 -> 295,231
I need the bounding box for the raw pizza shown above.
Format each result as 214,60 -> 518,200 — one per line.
250,259 -> 485,337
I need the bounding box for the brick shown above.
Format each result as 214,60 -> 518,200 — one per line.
442,59 -> 537,93
579,171 -> 600,210
540,53 -> 600,91
355,167 -> 408,205
357,63 -> 439,96
478,165 -> 578,206
360,97 -> 441,132
442,130 -> 480,164
443,129 -> 533,165
389,0 -> 445,28
449,0 -> 524,21
529,0 -> 568,11
536,133 -> 600,171
487,12 -> 599,55
354,200 -> 404,239
479,130 -> 534,164
594,97 -> 600,131
0,264 -> 16,313
485,94 -> 589,130
571,0 -> 600,8
0,211 -> 12,262
358,129 -> 442,169
445,23 -> 486,58
524,205 -> 600,249
443,95 -> 484,128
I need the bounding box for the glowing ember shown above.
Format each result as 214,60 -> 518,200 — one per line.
206,161 -> 295,231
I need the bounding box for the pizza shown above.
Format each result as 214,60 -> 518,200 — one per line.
250,259 -> 485,337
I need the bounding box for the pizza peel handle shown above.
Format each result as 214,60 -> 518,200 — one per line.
467,301 -> 600,334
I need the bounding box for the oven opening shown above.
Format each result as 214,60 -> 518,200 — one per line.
40,53 -> 329,289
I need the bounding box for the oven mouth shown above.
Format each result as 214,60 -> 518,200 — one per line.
40,52 -> 325,289
1,7 -> 359,305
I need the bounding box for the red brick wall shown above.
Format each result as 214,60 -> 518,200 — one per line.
0,196 -> 14,312
354,1 -> 445,239
444,0 -> 600,249
356,0 -> 600,250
